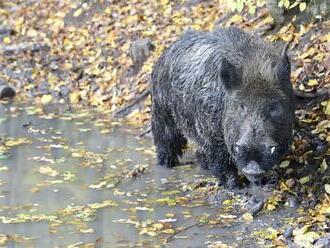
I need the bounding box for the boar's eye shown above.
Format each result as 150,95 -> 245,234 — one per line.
239,104 -> 247,113
268,102 -> 283,119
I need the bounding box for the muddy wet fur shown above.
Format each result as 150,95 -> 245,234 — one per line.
151,27 -> 296,188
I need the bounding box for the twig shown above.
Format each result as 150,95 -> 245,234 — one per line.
248,10 -> 268,24
9,0 -> 40,12
254,24 -> 274,37
112,88 -> 151,118
179,160 -> 196,166
166,220 -> 241,243
0,27 -> 15,35
166,223 -> 201,242
139,126 -> 151,137
214,12 -> 235,27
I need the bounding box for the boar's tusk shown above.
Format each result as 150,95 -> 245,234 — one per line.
271,146 -> 275,155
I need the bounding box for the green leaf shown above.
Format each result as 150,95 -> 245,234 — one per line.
237,0 -> 244,12
307,79 -> 318,86
278,0 -> 284,8
325,184 -> 330,194
299,176 -> 310,184
299,2 -> 307,11
0,154 -> 8,160
248,5 -> 257,15
320,159 -> 328,173
41,94 -> 53,105
289,2 -> 300,9
280,160 -> 290,168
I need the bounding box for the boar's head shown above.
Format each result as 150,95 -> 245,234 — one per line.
221,47 -> 295,181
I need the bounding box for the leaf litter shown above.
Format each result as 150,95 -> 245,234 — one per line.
0,0 -> 329,247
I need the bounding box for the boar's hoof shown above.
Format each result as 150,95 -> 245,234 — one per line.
247,195 -> 264,216
224,173 -> 241,189
242,161 -> 265,183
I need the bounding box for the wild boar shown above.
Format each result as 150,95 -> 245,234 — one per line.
151,27 -> 295,188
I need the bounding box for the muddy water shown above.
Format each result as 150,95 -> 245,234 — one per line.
0,104 -> 297,247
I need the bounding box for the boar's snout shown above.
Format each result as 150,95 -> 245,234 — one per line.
234,142 -> 281,171
242,161 -> 265,183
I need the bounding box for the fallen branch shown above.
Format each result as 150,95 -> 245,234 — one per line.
294,88 -> 330,108
0,43 -> 49,54
294,88 -> 329,100
112,88 -> 151,118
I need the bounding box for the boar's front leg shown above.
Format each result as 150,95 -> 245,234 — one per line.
151,101 -> 188,168
196,146 -> 240,189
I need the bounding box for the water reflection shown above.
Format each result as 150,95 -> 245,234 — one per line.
0,105 -> 296,247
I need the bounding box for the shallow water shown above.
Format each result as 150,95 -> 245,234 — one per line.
0,104 -> 298,247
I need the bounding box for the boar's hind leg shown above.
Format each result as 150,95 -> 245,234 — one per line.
196,149 -> 240,189
151,103 -> 187,168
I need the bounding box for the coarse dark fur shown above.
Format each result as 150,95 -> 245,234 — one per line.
151,27 -> 295,187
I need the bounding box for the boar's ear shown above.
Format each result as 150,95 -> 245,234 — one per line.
220,59 -> 242,92
275,44 -> 291,83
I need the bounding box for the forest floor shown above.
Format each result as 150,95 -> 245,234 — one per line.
0,0 -> 329,247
